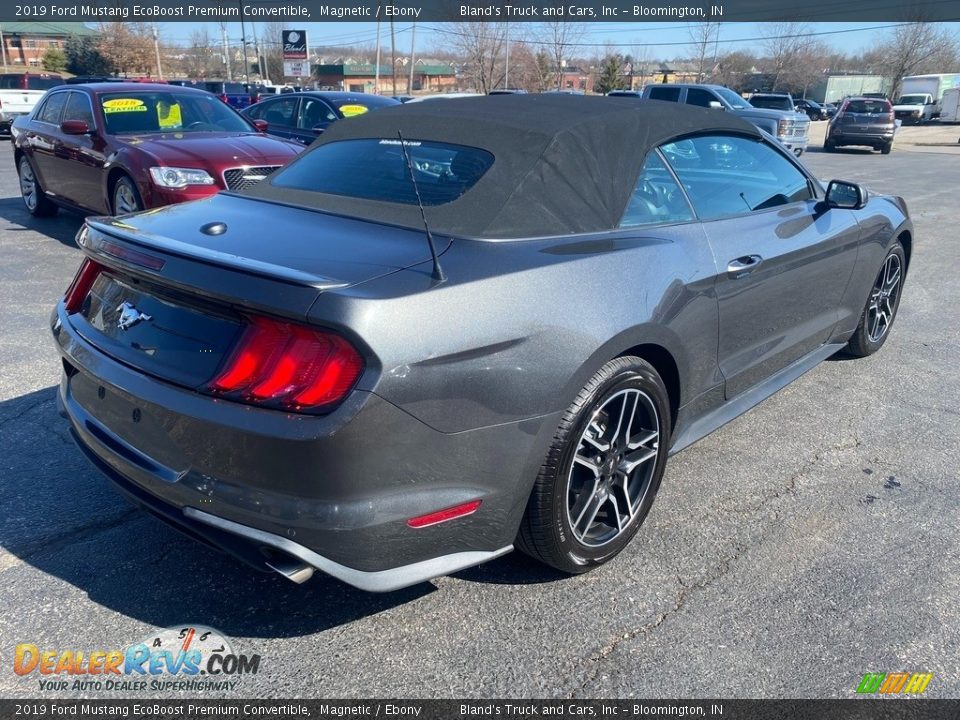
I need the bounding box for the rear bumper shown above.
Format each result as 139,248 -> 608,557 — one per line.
829,132 -> 895,146
52,302 -> 554,590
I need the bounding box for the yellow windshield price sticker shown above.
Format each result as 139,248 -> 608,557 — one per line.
338,104 -> 369,117
103,98 -> 147,113
157,101 -> 182,129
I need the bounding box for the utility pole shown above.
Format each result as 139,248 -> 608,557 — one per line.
152,24 -> 163,80
390,19 -> 396,96
252,22 -> 266,83
505,23 -> 510,89
240,4 -> 250,81
407,22 -> 415,95
0,25 -> 8,72
220,23 -> 232,80
374,19 -> 381,94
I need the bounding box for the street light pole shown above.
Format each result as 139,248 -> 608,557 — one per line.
407,22 -> 415,95
374,20 -> 381,94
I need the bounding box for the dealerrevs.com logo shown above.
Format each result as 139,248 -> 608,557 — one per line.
13,626 -> 261,693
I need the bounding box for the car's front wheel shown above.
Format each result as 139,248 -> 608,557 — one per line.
824,138 -> 836,152
112,175 -> 143,215
517,356 -> 670,574
18,156 -> 58,217
845,242 -> 905,357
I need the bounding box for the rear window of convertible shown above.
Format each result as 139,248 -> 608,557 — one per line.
269,139 -> 494,206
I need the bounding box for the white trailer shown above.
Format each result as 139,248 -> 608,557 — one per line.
941,87 -> 960,123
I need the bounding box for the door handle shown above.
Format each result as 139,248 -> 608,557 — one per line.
727,255 -> 763,278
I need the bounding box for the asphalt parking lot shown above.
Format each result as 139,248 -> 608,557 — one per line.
0,129 -> 957,699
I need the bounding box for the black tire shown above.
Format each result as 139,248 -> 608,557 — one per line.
517,356 -> 671,574
845,242 -> 906,358
881,142 -> 892,155
824,138 -> 836,152
17,156 -> 58,217
112,175 -> 143,215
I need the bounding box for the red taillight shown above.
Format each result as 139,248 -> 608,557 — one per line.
407,500 -> 483,529
64,258 -> 104,314
209,316 -> 364,412
219,93 -> 229,103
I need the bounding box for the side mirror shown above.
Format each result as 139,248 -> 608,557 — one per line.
60,119 -> 90,135
825,180 -> 868,210
708,101 -> 724,110
252,118 -> 268,132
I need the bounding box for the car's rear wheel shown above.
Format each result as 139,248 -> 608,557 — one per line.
18,156 -> 58,217
517,356 -> 670,574
845,242 -> 905,357
112,175 -> 143,215
880,142 -> 893,155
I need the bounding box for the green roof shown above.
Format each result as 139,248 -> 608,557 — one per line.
416,64 -> 456,76
0,22 -> 97,37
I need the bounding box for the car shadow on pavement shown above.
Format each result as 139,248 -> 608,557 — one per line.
1,386 -> 435,638
0,198 -> 85,248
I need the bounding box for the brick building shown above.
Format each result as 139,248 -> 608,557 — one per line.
0,22 -> 97,69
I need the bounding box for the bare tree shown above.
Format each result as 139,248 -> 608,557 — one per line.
713,50 -> 757,91
448,22 -> 507,93
875,22 -> 960,100
183,28 -> 220,79
540,21 -> 587,90
96,22 -> 154,76
259,22 -> 286,84
688,21 -> 720,82
761,22 -> 815,92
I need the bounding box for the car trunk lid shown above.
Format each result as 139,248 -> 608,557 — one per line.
69,193 -> 447,389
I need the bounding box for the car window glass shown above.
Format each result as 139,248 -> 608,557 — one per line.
620,152 -> 694,228
261,97 -> 298,127
298,98 -> 336,129
685,88 -> 716,108
647,86 -> 680,102
844,99 -> 890,114
63,92 -> 95,127
660,135 -> 813,220
38,92 -> 68,124
99,92 -> 250,134
270,139 -> 494,206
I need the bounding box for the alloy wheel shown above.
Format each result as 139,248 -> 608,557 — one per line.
867,253 -> 902,343
114,181 -> 141,214
19,160 -> 38,211
565,388 -> 661,548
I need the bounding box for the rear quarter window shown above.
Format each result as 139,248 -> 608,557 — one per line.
269,139 -> 494,206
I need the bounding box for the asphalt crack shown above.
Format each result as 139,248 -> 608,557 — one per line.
3,507 -> 145,563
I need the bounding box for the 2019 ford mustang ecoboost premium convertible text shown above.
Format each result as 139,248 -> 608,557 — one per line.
52,96 -> 912,591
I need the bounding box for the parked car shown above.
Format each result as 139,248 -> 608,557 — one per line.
52,96 -> 912,591
822,102 -> 838,119
0,73 -> 64,134
641,84 -> 810,156
13,83 -> 302,217
489,89 -> 529,95
606,90 -> 642,98
825,96 -> 896,154
167,80 -> 257,109
242,91 -> 400,145
794,98 -> 828,121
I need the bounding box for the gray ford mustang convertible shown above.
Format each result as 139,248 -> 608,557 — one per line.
52,96 -> 912,591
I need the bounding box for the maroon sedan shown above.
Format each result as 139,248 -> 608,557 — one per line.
12,83 -> 302,217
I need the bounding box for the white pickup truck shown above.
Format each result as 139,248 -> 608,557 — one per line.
0,73 -> 64,135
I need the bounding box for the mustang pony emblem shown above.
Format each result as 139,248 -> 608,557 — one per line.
116,302 -> 152,330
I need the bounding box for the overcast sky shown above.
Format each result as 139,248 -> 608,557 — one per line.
158,21 -> 960,58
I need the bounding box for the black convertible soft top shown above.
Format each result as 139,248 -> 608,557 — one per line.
244,94 -> 762,239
